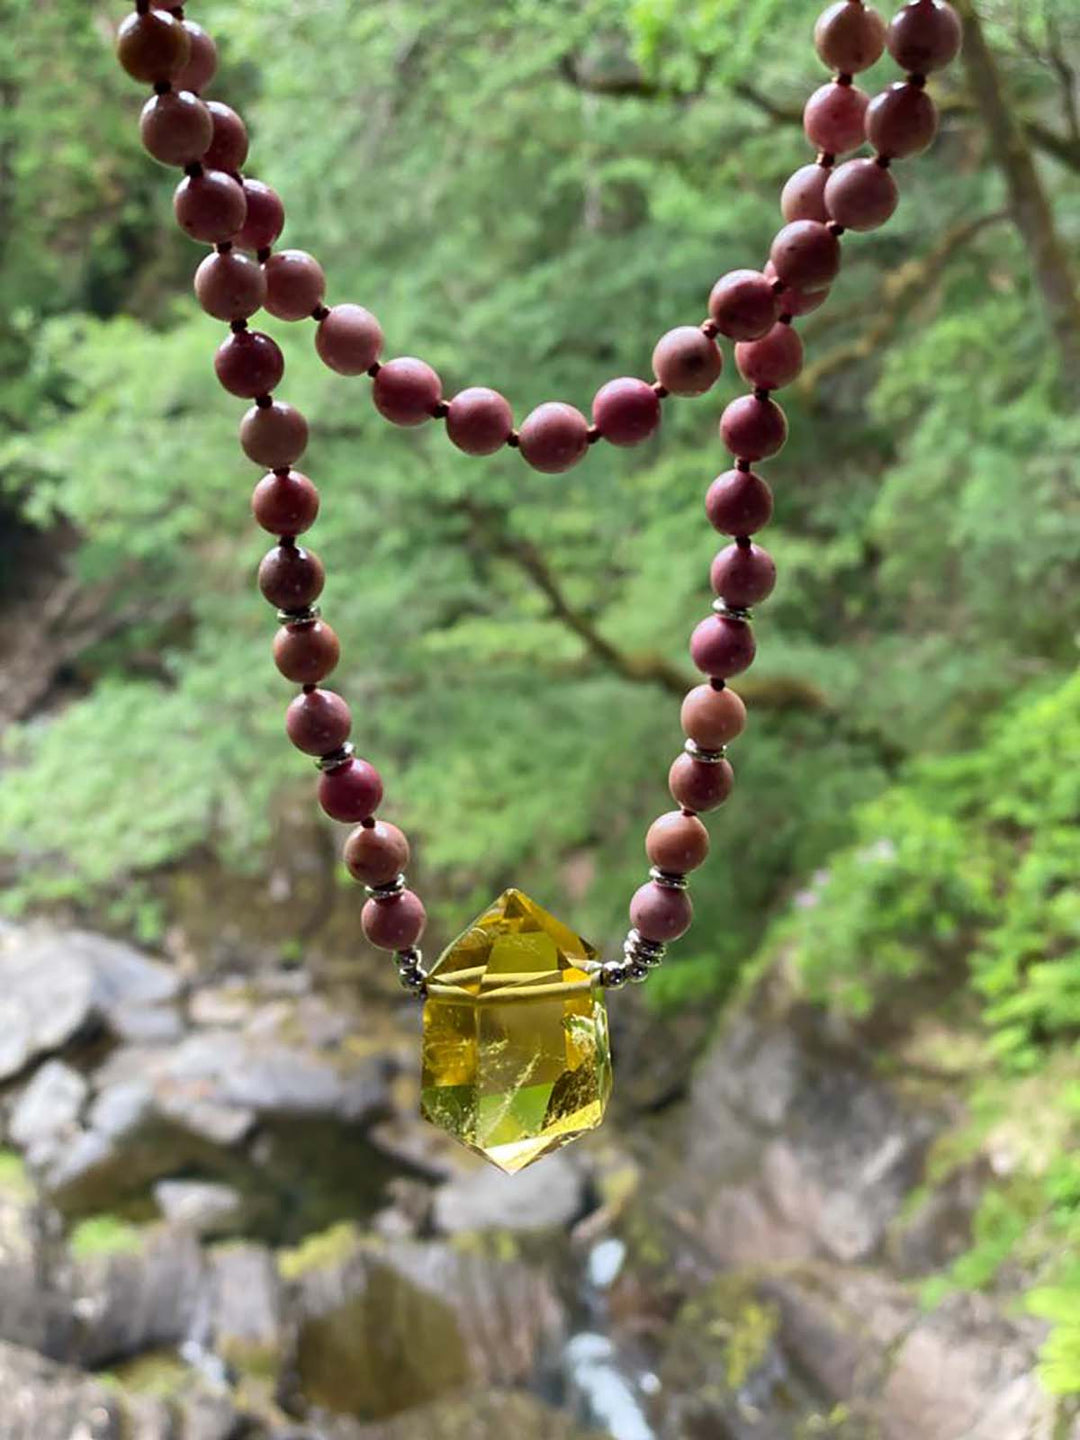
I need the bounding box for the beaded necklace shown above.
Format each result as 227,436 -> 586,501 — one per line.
114,0 -> 962,1172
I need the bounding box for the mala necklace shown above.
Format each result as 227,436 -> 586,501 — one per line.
114,0 -> 962,1172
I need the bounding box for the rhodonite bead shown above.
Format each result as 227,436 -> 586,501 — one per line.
252,470 -> 320,535
735,324 -> 804,391
285,688 -> 351,756
446,387 -> 514,454
592,377 -> 661,447
887,0 -> 963,73
235,179 -> 285,251
815,1 -> 888,71
769,221 -> 842,292
174,169 -> 247,244
264,250 -> 327,322
372,357 -> 442,426
317,756 -> 384,822
344,820 -> 411,886
518,402 -> 591,474
315,304 -> 383,375
116,10 -> 190,84
710,542 -> 777,607
690,615 -> 757,677
681,683 -> 747,749
274,620 -> 340,684
215,330 -> 284,398
194,250 -> 266,322
825,158 -> 899,230
804,81 -> 870,155
175,20 -> 217,94
669,753 -> 735,812
646,811 -> 710,873
866,83 -> 939,157
258,543 -> 325,609
629,882 -> 693,943
763,260 -> 829,317
705,469 -> 774,535
708,270 -> 778,341
362,890 -> 426,951
139,91 -> 213,167
241,401 -> 309,468
203,101 -> 249,173
651,326 -> 723,396
720,394 -> 788,461
781,164 -> 830,224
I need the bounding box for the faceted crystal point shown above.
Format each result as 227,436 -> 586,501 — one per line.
420,889 -> 612,1174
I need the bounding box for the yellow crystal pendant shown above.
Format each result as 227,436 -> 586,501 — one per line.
420,889 -> 612,1174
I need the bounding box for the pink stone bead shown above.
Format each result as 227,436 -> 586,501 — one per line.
720,394 -> 788,462
735,324 -> 804,391
241,401 -> 309,469
372,357 -> 442,427
815,1 -> 888,72
251,471 -> 320,536
769,221 -> 842,292
235,179 -> 285,252
825,158 -> 899,230
629,882 -> 693,943
669,753 -> 735,812
203,101 -> 248,173
264,250 -> 327,322
887,0 -> 963,73
258,544 -> 325,609
710,542 -> 777,607
592,377 -> 662,447
681,684 -> 747,750
708,270 -> 778,341
645,811 -> 710,874
651,326 -> 724,396
763,260 -> 829,318
866,83 -> 939,158
285,689 -> 351,757
139,90 -> 213,168
173,169 -> 247,244
518,402 -> 590,474
344,821 -> 411,887
446,387 -> 514,455
362,890 -> 427,952
116,10 -> 190,84
689,615 -> 757,678
214,330 -> 284,399
175,20 -> 217,94
194,250 -> 266,322
315,304 -> 383,376
781,164 -> 830,224
804,81 -> 870,155
705,469 -> 774,536
317,757 -> 384,823
274,621 -> 340,685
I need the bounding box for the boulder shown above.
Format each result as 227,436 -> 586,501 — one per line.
154,1179 -> 247,1238
432,1151 -> 586,1235
8,1061 -> 88,1153
206,1242 -> 285,1378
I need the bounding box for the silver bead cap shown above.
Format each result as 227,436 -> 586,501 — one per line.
683,738 -> 727,764
366,873 -> 407,900
648,866 -> 689,891
277,604 -> 322,626
624,928 -> 667,966
315,742 -> 355,772
711,598 -> 753,622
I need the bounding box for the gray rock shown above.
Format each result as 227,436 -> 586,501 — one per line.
154,1180 -> 246,1237
432,1151 -> 585,1235
208,1243 -> 285,1377
9,1061 -> 88,1151
0,1340 -> 126,1440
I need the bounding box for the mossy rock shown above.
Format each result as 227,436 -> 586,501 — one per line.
351,1388 -> 610,1439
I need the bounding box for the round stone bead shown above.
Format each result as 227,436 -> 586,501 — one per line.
804,81 -> 870,155
769,221 -> 842,292
690,615 -> 757,678
592,377 -> 662,447
264,250 -> 327,322
887,0 -> 963,73
705,469 -> 773,536
825,158 -> 899,230
241,401 -> 309,469
735,324 -> 804,391
866,82 -> 938,158
315,304 -> 383,375
286,689 -> 352,757
139,91 -> 213,168
235,179 -> 285,252
711,542 -> 777,607
708,270 -> 778,341
203,101 -> 248,173
720,394 -> 788,462
681,683 -> 747,749
194,250 -> 266,322
258,543 -> 325,609
116,10 -> 190,84
173,169 -> 247,244
518,402 -> 590,474
629,882 -> 693,944
175,20 -> 218,94
814,1 -> 888,72
446,387 -> 514,455
344,820 -> 411,887
646,811 -> 710,874
362,890 -> 426,952
317,757 -> 384,823
651,326 -> 723,396
251,470 -> 320,535
781,164 -> 830,224
372,358 -> 442,426
214,330 -> 284,399
763,260 -> 829,318
274,621 -> 340,685
669,753 -> 735,812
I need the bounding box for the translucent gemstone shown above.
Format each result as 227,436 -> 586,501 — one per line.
420,889 -> 612,1174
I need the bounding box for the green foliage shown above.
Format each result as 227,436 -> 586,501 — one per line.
69,1214 -> 145,1260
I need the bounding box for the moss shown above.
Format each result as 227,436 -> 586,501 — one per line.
675,1273 -> 780,1390
278,1220 -> 359,1281
69,1214 -> 145,1259
0,1148 -> 33,1201
111,1350 -> 189,1399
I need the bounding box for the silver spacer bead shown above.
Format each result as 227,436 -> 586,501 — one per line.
683,738 -> 727,764
394,947 -> 427,997
623,929 -> 667,968
648,866 -> 689,891
366,873 -> 407,900
712,598 -> 754,622
628,956 -> 651,984
600,960 -> 632,989
315,743 -> 355,772
277,604 -> 322,626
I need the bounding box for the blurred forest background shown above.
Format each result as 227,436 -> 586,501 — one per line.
0,0 -> 1078,1436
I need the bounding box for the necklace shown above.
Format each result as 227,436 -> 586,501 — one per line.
114,0 -> 962,1172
